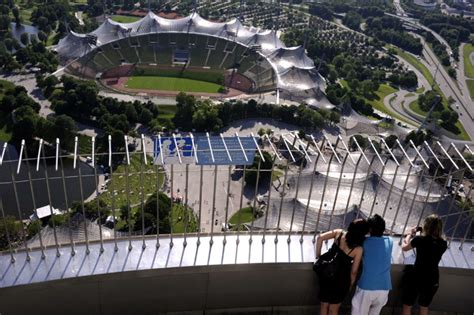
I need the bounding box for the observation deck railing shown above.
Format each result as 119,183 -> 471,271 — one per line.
0,133 -> 473,312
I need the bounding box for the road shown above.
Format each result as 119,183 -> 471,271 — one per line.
415,35 -> 474,136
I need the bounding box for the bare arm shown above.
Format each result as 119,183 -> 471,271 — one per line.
350,247 -> 363,288
316,229 -> 341,258
402,227 -> 416,251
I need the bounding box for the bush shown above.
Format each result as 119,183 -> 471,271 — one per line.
27,220 -> 42,238
48,214 -> 67,227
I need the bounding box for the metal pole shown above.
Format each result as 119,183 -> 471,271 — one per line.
312,139 -> 340,242
398,166 -> 429,245
327,153 -> 349,231
0,199 -> 15,263
300,139 -> 326,243
210,165 -> 218,246
367,155 -> 391,219
77,163 -> 90,254
441,170 -> 466,244
381,163 -> 401,218
139,151 -> 146,250
56,140 -> 75,256
275,134 -> 298,243
355,155 -> 377,220
249,158 -> 262,244
262,155 -> 277,244
39,140 -> 60,257
448,180 -> 472,246
7,148 -> 30,261
183,164 -> 190,247
108,151 -> 118,252
91,137 -> 104,253
342,153 -> 364,228
197,165 -> 203,246
155,163 -> 161,248
236,165 -> 246,244
390,163 -> 416,234
287,152 -> 306,243
223,165 -> 232,245
459,217 -> 473,250
124,157 -> 132,251
169,164 -> 174,247
23,143 -> 46,259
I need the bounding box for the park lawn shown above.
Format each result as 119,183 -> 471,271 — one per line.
408,100 -> 426,116
172,204 -> 198,233
126,76 -> 222,93
98,154 -> 165,209
229,207 -> 254,225
466,80 -> 474,101
415,86 -> 425,93
364,84 -> 414,124
157,105 -> 177,119
462,44 -> 474,79
408,100 -> 470,140
111,15 -> 141,23
77,134 -> 92,156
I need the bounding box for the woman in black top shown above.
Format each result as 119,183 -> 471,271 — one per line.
402,214 -> 448,315
315,219 -> 369,315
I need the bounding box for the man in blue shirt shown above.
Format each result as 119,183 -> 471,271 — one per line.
352,214 -> 393,315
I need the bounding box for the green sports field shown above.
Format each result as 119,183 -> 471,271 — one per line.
125,76 -> 222,93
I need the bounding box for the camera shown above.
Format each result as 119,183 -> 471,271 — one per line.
415,226 -> 423,233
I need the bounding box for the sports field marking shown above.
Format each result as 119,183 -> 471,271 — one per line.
126,76 -> 222,93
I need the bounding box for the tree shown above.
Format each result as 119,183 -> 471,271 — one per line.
20,32 -> 29,46
192,100 -> 222,132
0,215 -> 23,251
349,135 -> 368,151
245,151 -> 273,187
384,135 -> 398,149
12,7 -> 20,25
37,30 -> 47,43
143,192 -> 172,234
139,108 -> 153,125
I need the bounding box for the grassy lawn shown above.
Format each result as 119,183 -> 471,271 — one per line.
126,76 -> 222,93
466,80 -> 474,101
229,207 -> 254,225
364,84 -> 415,124
408,100 -> 469,140
405,92 -> 415,98
408,100 -> 425,116
172,204 -> 198,233
77,134 -> 92,156
415,86 -> 425,93
462,44 -> 474,79
110,15 -> 142,23
98,155 -> 165,209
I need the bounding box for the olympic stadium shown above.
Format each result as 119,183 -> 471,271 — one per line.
54,12 -> 330,106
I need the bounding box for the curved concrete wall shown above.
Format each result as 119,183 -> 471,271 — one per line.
0,263 -> 473,315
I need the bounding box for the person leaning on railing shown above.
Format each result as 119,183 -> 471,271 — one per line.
315,219 -> 369,315
351,214 -> 393,315
401,215 -> 447,315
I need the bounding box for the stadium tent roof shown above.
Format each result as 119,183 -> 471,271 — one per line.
55,12 -> 325,95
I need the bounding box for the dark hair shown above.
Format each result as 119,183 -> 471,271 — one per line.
368,214 -> 385,237
346,219 -> 369,248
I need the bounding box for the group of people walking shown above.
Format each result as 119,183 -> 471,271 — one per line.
315,214 -> 447,315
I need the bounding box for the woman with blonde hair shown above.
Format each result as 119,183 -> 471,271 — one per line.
401,214 -> 447,315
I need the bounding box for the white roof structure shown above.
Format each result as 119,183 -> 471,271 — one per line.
29,205 -> 62,221
55,11 -> 325,96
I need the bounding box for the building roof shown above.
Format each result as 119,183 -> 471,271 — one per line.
55,12 -> 325,94
30,205 -> 62,220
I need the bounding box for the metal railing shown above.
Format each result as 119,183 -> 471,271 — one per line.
0,133 -> 472,264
